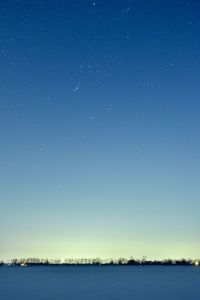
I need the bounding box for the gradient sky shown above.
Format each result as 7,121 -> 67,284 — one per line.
1,0 -> 200,260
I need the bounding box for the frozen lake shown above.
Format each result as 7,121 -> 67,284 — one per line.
0,266 -> 200,299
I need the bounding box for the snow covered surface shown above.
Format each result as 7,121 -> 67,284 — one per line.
0,266 -> 200,299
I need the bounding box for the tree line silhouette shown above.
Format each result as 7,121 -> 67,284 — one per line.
0,257 -> 199,267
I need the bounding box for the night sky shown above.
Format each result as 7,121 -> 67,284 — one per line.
1,0 -> 200,260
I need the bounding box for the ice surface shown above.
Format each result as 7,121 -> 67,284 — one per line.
0,266 -> 200,300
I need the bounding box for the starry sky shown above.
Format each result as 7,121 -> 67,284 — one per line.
1,0 -> 200,260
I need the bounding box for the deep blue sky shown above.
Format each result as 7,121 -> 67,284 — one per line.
1,0 -> 200,260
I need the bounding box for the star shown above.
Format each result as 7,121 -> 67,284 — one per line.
73,83 -> 80,93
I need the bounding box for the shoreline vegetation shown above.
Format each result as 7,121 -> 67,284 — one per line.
0,258 -> 199,267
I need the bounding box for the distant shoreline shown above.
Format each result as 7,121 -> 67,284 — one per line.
1,258 -> 199,267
